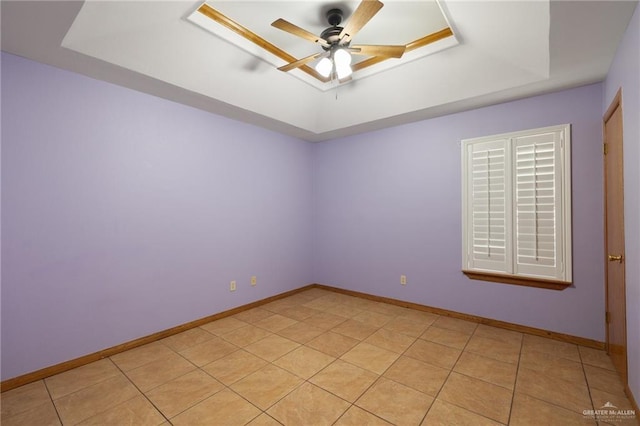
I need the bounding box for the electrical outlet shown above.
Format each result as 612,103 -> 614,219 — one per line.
230,280 -> 237,292
400,275 -> 407,285
251,276 -> 257,286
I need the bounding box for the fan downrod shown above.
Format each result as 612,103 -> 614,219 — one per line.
320,8 -> 345,48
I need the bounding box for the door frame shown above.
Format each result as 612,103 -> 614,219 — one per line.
603,87 -> 627,384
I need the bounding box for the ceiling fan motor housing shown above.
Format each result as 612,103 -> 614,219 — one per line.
320,8 -> 347,49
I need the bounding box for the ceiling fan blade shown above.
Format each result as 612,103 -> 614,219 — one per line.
339,0 -> 384,43
350,44 -> 405,58
272,18 -> 330,48
278,52 -> 326,72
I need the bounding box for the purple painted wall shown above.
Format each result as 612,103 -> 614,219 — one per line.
1,53 -> 314,380
313,83 -> 605,340
604,2 -> 640,405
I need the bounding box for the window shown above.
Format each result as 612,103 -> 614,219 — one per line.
461,124 -> 572,289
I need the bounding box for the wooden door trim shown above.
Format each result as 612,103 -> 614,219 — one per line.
603,87 -> 628,384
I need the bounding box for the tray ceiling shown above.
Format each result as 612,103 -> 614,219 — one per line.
2,1 -> 637,141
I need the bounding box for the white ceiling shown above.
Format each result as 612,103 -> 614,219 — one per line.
1,1 -> 637,142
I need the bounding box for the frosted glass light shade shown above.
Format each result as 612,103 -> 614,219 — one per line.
334,48 -> 352,67
316,57 -> 332,78
336,63 -> 352,79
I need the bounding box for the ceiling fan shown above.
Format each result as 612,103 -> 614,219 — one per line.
271,0 -> 406,80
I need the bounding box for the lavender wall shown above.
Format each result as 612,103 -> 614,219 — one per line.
313,83 -> 605,340
1,53 -> 314,381
604,2 -> 640,405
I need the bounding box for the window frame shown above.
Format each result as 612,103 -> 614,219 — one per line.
461,124 -> 572,290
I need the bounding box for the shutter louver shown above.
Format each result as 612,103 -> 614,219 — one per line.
464,139 -> 511,273
513,131 -> 564,279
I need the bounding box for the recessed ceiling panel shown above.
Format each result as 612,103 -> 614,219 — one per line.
187,0 -> 458,90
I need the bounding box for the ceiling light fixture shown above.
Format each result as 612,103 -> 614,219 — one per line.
315,47 -> 353,80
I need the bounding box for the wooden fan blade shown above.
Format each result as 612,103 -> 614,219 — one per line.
339,0 -> 384,43
350,44 -> 405,58
272,18 -> 330,48
278,52 -> 325,72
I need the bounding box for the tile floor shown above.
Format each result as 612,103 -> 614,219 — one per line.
1,288 -> 635,425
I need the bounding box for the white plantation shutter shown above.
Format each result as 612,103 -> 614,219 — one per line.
463,139 -> 511,273
513,131 -> 566,279
462,124 -> 571,283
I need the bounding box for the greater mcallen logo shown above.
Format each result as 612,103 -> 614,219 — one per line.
583,402 -> 636,422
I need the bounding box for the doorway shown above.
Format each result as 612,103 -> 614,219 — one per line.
603,88 -> 627,383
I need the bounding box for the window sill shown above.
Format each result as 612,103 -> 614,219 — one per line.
462,270 -> 571,290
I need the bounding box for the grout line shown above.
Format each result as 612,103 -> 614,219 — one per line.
109,357 -> 173,425
41,379 -> 64,426
506,332 -> 525,425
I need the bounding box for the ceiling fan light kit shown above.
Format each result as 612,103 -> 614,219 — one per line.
273,0 -> 404,82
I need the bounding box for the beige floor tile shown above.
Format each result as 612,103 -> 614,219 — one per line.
432,316 -> 478,334
422,399 -> 504,426
464,335 -> 521,364
171,388 -> 261,426
352,310 -> 392,328
303,296 -> 338,311
201,349 -> 268,386
368,301 -> 410,317
277,321 -> 325,343
179,336 -> 238,366
273,345 -> 335,379
1,381 -> 57,419
438,372 -> 512,424
304,312 -> 348,330
246,413 -> 282,426
232,307 -> 274,323
160,327 -> 215,352
520,349 -> 586,385
334,406 -> 393,425
306,331 -> 360,357
255,313 -> 299,332
77,395 -> 165,426
383,316 -> 431,337
1,399 -> 61,426
364,327 -> 416,353
200,317 -> 249,336
341,342 -> 400,375
244,334 -> 300,362
583,364 -> 627,396
522,334 -> 580,362
310,359 -> 378,402
262,298 -> 299,314
145,369 -> 224,418
331,319 -> 378,340
323,303 -> 363,318
278,305 -> 323,321
579,346 -> 617,370
590,387 -> 635,412
110,342 -> 175,372
356,377 -> 434,425
510,392 -> 596,426
473,325 -> 523,345
44,359 -> 121,400
454,351 -> 518,390
230,364 -> 303,410
267,382 -> 350,426
405,339 -> 461,370
421,325 -> 472,349
125,352 -> 196,392
53,375 -> 140,425
221,324 -> 272,347
398,309 -> 439,326
384,356 -> 450,396
516,367 -> 592,414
